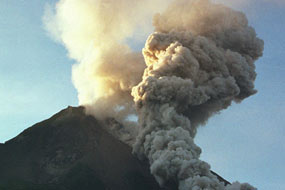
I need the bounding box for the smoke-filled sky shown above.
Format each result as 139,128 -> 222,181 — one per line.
0,0 -> 284,189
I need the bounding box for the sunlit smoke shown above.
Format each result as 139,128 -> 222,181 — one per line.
44,0 -> 170,124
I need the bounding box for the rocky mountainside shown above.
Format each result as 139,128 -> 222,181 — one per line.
0,106 -> 229,190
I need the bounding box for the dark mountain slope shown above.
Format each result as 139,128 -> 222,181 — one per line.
0,106 -> 229,190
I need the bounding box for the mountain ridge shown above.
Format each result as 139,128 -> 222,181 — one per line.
0,106 -> 229,190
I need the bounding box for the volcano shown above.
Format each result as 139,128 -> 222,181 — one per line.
0,106 -> 229,190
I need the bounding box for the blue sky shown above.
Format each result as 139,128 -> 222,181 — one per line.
0,0 -> 284,189
0,0 -> 78,141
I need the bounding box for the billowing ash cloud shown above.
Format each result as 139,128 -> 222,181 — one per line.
45,0 -> 264,189
132,0 -> 263,189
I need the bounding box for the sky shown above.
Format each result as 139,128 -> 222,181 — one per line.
0,0 -> 284,190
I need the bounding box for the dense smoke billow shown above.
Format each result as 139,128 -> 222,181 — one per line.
44,0 -> 264,189
132,0 -> 263,189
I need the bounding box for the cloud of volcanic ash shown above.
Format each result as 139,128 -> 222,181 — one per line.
44,0 -> 264,189
131,0 -> 263,189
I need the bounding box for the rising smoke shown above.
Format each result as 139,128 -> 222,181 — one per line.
44,0 -> 172,143
44,0 -> 264,189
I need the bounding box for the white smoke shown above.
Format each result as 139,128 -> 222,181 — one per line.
43,0 -> 169,124
44,0 -> 264,189
43,0 -> 172,144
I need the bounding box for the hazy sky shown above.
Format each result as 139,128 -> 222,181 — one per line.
0,0 -> 284,190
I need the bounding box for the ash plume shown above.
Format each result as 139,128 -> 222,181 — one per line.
132,0 -> 263,189
44,0 -> 264,189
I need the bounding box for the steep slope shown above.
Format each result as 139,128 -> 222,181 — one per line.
0,106 -> 229,190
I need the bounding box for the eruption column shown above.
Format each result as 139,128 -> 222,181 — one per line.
132,0 -> 263,189
45,0 -> 264,189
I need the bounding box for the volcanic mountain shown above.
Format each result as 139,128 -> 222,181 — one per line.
0,106 -> 229,190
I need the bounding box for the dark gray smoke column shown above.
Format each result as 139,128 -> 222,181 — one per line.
131,0 -> 264,189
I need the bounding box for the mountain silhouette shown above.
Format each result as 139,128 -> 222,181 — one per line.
0,106 -> 229,190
